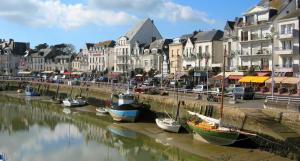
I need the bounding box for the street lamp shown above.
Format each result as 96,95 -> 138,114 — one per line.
265,25 -> 278,97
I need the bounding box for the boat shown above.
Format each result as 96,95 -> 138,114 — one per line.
96,107 -> 109,114
62,98 -> 80,107
62,97 -> 87,107
187,111 -> 239,145
187,47 -> 239,145
155,118 -> 181,133
108,90 -> 147,122
155,70 -> 181,133
25,85 -> 39,96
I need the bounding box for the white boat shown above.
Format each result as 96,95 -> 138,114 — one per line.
62,97 -> 87,107
96,107 -> 108,114
62,98 -> 79,107
155,118 -> 181,133
155,71 -> 181,133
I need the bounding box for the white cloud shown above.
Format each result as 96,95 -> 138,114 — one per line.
89,0 -> 215,24
0,0 -> 215,29
0,0 -> 137,29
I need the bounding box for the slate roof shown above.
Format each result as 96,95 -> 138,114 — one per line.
194,30 -> 224,43
279,9 -> 300,20
31,48 -> 54,58
123,18 -> 149,40
149,39 -> 173,50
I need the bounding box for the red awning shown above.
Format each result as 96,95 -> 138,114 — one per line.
257,72 -> 270,76
228,75 -> 242,80
108,72 -> 121,78
64,71 -> 72,75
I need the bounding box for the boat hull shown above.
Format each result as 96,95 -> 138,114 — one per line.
155,118 -> 181,133
62,100 -> 79,107
187,122 -> 239,145
108,109 -> 139,122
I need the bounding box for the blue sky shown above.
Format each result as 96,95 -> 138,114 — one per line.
0,0 -> 258,51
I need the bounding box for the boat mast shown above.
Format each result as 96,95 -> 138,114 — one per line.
220,46 -> 227,120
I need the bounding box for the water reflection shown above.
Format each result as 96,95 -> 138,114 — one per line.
0,98 -> 202,161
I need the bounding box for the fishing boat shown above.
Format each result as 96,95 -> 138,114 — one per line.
25,85 -> 39,96
155,70 -> 181,133
187,47 -> 239,145
108,89 -> 149,122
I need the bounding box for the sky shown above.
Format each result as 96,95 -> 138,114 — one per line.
0,0 -> 259,51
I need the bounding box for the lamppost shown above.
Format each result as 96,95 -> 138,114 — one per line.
265,25 -> 278,97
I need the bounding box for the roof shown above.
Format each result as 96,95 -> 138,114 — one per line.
149,39 -> 173,50
123,18 -> 149,41
279,9 -> 300,20
31,48 -> 53,57
194,30 -> 224,43
226,21 -> 235,30
95,40 -> 115,48
86,43 -> 94,50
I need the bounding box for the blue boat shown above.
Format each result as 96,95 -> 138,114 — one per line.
108,90 -> 148,122
25,85 -> 39,96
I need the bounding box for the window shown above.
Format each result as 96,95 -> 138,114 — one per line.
205,45 -> 209,53
287,24 -> 295,34
171,50 -> 174,57
177,49 -> 179,56
281,25 -> 286,34
199,46 -> 202,54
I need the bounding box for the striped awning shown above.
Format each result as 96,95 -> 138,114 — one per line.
281,77 -> 300,84
239,76 -> 269,83
265,77 -> 288,84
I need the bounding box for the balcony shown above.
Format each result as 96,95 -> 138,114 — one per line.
278,29 -> 299,39
240,49 -> 271,57
274,46 -> 298,55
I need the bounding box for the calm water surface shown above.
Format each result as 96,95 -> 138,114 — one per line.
0,96 -> 204,161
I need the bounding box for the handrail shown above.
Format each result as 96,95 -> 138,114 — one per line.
265,96 -> 300,105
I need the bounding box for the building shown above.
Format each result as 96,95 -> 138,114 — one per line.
235,0 -> 296,72
140,39 -> 173,73
223,19 -> 243,71
114,18 -> 162,74
193,30 -> 224,71
28,48 -> 55,72
0,39 -> 29,75
275,8 -> 300,76
94,40 -> 116,72
28,46 -> 74,73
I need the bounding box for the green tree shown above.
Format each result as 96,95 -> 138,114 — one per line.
34,43 -> 48,51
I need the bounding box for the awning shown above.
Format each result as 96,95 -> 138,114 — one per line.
71,72 -> 83,75
41,71 -> 54,74
239,76 -> 270,83
281,77 -> 300,84
265,77 -> 288,84
215,72 -> 244,79
212,75 -> 223,80
228,75 -> 243,80
257,72 -> 270,76
108,72 -> 121,78
18,71 -> 32,75
64,71 -> 72,75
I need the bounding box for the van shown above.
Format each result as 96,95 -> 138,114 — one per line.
232,87 -> 255,100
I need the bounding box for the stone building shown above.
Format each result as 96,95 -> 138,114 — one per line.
0,39 -> 29,75
114,18 -> 162,74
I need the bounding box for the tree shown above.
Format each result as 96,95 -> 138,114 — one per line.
34,43 -> 48,51
134,68 -> 144,74
53,43 -> 76,55
147,68 -> 156,77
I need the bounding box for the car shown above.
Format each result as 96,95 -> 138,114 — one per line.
232,87 -> 255,100
226,84 -> 240,93
192,85 -> 208,93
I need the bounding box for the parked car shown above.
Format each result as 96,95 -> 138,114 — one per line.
232,87 -> 255,100
193,85 -> 208,93
226,84 -> 240,93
